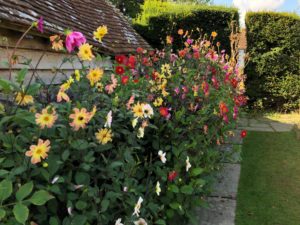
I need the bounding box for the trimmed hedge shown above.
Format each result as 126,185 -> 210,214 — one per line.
133,4 -> 239,53
245,12 -> 300,111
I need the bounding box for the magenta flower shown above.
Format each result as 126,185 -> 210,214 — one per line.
186,38 -> 193,45
65,31 -> 86,53
174,87 -> 180,95
37,17 -> 44,33
233,106 -> 238,120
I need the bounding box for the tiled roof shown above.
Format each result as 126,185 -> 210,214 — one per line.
0,0 -> 151,54
238,29 -> 247,50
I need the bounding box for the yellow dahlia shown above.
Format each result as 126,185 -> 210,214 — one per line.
87,68 -> 104,86
78,43 -> 94,61
69,108 -> 90,131
15,92 -> 34,106
35,107 -> 58,129
153,97 -> 163,107
93,25 -> 108,42
25,139 -> 50,164
74,69 -> 80,81
132,102 -> 144,118
57,89 -> 70,102
95,128 -> 113,145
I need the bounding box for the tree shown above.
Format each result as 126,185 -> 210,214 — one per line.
108,0 -> 144,18
172,0 -> 212,4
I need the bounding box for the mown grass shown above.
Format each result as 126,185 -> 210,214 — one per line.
236,131 -> 300,225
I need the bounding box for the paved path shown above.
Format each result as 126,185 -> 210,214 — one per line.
238,117 -> 295,132
196,130 -> 242,225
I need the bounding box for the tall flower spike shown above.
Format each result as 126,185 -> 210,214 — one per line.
104,110 -> 112,128
133,197 -> 143,217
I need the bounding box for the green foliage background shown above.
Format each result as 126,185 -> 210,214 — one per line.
245,12 -> 300,111
133,1 -> 239,53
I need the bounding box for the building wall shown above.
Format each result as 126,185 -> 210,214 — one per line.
0,27 -> 112,85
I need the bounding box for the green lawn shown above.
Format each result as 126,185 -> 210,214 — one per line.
235,131 -> 300,225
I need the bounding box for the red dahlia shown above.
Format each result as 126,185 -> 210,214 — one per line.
168,171 -> 178,182
115,66 -> 125,75
159,107 -> 169,118
240,130 -> 247,138
136,47 -> 144,54
115,55 -> 126,64
231,78 -> 238,88
121,76 -> 129,85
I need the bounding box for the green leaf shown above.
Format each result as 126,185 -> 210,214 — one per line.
168,184 -> 179,193
49,217 -> 60,225
100,199 -> 110,212
16,181 -> 33,201
71,140 -> 89,150
28,190 -> 54,205
180,185 -> 194,195
75,172 -> 90,185
16,68 -> 28,84
0,78 -> 12,92
191,168 -> 204,177
0,179 -> 12,201
71,215 -> 87,225
0,169 -> 9,177
170,202 -> 181,210
0,209 -> 6,220
109,161 -> 123,169
75,201 -> 87,210
155,219 -> 166,225
13,203 -> 29,224
61,150 -> 70,161
27,83 -> 41,95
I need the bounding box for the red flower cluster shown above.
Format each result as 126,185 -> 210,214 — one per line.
168,171 -> 178,182
159,107 -> 170,119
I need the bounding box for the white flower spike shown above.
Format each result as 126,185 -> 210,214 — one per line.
137,127 -> 145,139
186,156 -> 191,172
115,218 -> 124,225
156,181 -> 161,196
158,150 -> 167,164
133,196 -> 143,217
104,110 -> 112,128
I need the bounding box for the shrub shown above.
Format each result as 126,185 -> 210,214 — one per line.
0,20 -> 246,225
245,12 -> 300,111
133,0 -> 239,53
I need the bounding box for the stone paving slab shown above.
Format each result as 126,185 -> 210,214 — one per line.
238,126 -> 274,132
249,122 -> 271,128
211,163 -> 241,199
196,197 -> 236,225
269,122 -> 295,132
237,118 -> 248,127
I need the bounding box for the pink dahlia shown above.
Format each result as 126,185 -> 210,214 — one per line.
65,31 -> 86,53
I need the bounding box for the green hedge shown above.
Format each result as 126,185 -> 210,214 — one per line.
245,12 -> 300,111
133,4 -> 239,53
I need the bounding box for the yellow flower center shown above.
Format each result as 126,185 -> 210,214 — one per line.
35,148 -> 42,155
